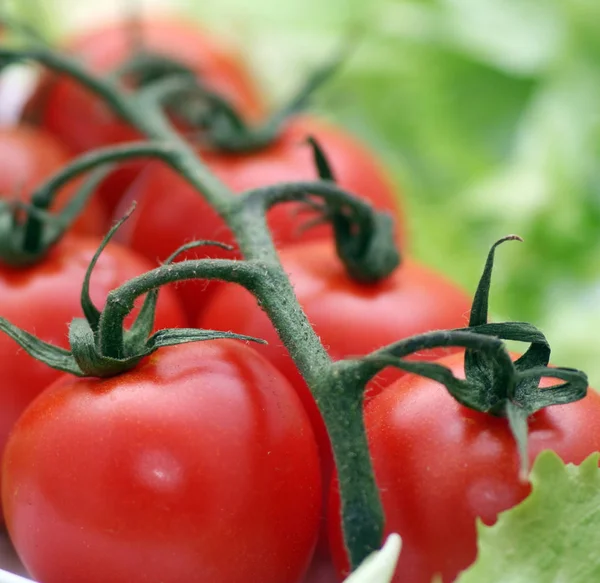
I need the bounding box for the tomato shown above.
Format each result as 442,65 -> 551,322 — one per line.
27,17 -> 265,213
0,234 -> 186,522
0,126 -> 107,235
328,351 -> 600,583
3,340 -> 321,583
197,238 -> 470,552
117,115 -> 405,321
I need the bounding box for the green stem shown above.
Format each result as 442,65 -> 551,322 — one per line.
21,142 -> 182,250
0,47 -> 133,122
99,258 -> 261,358
0,46 -> 235,213
29,142 -> 180,209
242,180 -> 376,215
228,205 -> 385,566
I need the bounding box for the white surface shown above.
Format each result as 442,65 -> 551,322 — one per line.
0,570 -> 34,583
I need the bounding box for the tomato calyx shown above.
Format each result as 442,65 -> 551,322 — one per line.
239,138 -> 400,283
111,50 -> 198,87
169,43 -> 351,153
349,236 -> 588,477
0,167 -> 106,267
0,208 -> 266,377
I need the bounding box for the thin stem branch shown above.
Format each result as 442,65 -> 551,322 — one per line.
30,142 -> 180,208
99,258 -> 262,358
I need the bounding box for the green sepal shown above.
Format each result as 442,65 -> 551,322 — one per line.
464,235 -> 525,410
334,211 -> 400,283
70,317 -> 142,377
505,401 -> 529,480
1,206 -> 266,379
356,236 -> 589,477
0,316 -> 81,376
125,239 -> 234,352
307,136 -> 336,182
456,233 -> 590,474
305,138 -> 400,281
145,328 -> 267,352
70,314 -> 266,378
80,204 -> 134,333
515,365 -> 588,412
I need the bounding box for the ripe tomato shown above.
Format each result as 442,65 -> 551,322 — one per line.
328,351 -> 600,583
198,239 -> 471,551
0,234 -> 186,522
117,115 -> 405,321
3,340 -> 321,583
0,126 -> 107,235
28,17 -> 265,213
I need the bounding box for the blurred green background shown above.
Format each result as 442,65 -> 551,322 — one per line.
16,0 -> 600,386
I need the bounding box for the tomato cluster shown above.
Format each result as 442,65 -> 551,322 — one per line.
0,11 -> 597,583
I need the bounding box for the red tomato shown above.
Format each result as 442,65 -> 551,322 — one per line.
0,234 -> 186,522
328,351 -> 600,583
28,17 -> 265,213
0,126 -> 107,235
198,239 -> 471,552
117,115 -> 405,321
3,340 -> 321,583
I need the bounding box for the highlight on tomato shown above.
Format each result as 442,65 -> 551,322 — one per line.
328,237 -> 598,583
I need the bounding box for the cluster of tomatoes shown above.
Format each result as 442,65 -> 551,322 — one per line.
2,11 -> 600,583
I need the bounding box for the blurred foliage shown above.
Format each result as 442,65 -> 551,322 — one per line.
22,0 -> 600,385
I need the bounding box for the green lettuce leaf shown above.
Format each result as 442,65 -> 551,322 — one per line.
456,451 -> 600,583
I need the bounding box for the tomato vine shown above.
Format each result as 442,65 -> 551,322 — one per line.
0,37 -> 589,574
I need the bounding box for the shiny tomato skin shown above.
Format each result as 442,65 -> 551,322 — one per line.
30,17 -> 265,213
3,341 -> 321,583
0,234 -> 186,521
328,352 -> 600,583
0,126 -> 106,235
117,115 -> 405,321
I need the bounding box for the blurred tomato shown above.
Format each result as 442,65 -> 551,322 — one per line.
27,16 -> 265,213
